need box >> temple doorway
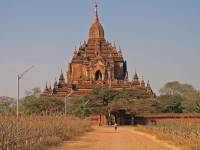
[110,109,134,125]
[95,70,102,80]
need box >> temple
[41,4,155,98]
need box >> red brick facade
[87,113,200,126]
[41,4,155,98]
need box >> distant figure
[151,119,157,125]
[114,123,118,132]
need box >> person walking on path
[114,123,118,132]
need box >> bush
[20,96,65,115]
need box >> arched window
[95,70,102,80]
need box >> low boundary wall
[134,113,200,125]
[88,113,200,126]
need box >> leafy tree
[74,102,91,119]
[162,102,183,113]
[158,94,184,113]
[0,96,15,113]
[90,87,117,105]
[159,81,196,95]
[69,87,159,119]
[116,89,151,100]
[67,96,92,118]
[182,91,200,113]
[159,81,200,113]
[195,103,200,113]
[25,87,41,97]
[133,98,161,114]
[20,96,64,115]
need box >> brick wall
[134,113,200,125]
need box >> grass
[0,115,91,150]
[135,121,200,150]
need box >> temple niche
[41,4,155,98]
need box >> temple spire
[134,69,138,79]
[54,77,58,88]
[119,45,121,51]
[141,76,145,88]
[45,81,48,90]
[49,81,52,90]
[147,80,151,88]
[93,2,99,23]
[59,69,64,81]
[89,2,104,39]
[58,69,65,87]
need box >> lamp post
[17,65,34,118]
[64,92,67,117]
[17,75,20,118]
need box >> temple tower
[41,3,155,98]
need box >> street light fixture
[64,92,67,116]
[17,65,34,118]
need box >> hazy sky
[0,0,200,98]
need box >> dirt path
[52,126,179,150]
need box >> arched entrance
[95,70,102,80]
[110,109,135,125]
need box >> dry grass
[0,115,91,150]
[135,121,200,150]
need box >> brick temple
[41,4,155,98]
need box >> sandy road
[52,126,178,150]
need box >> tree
[20,96,64,115]
[67,96,92,119]
[25,87,41,97]
[159,81,196,95]
[158,94,184,113]
[182,91,200,113]
[133,98,160,114]
[158,81,200,113]
[74,102,91,119]
[69,87,160,118]
[115,88,152,100]
[90,87,117,106]
[0,96,15,113]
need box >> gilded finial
[93,1,99,23]
[95,1,97,9]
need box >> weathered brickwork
[41,4,155,98]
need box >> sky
[0,0,200,98]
